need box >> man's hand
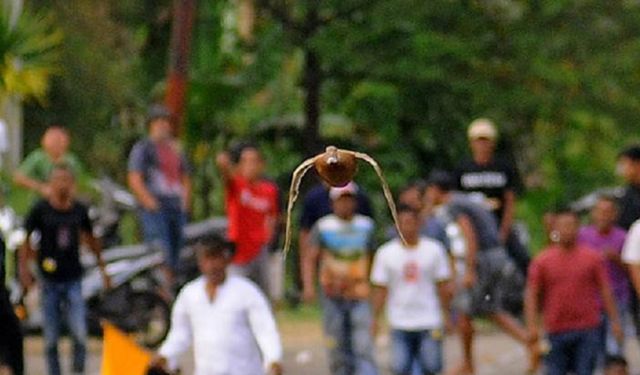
[462,270,477,289]
[142,196,159,212]
[215,152,232,170]
[147,355,169,373]
[38,183,52,198]
[611,320,624,344]
[268,362,283,375]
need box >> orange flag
[101,321,152,375]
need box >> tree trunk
[302,49,322,156]
[165,0,197,135]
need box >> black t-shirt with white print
[455,157,522,222]
[25,200,92,282]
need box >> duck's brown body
[314,146,357,187]
[283,145,406,255]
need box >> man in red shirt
[216,143,279,297]
[525,209,623,375]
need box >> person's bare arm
[127,171,158,211]
[14,171,49,197]
[181,174,192,214]
[82,232,111,289]
[500,189,516,243]
[215,152,234,182]
[265,213,279,247]
[457,214,478,288]
[18,234,36,290]
[600,273,623,342]
[436,280,453,331]
[301,242,320,303]
[524,280,540,343]
[371,285,388,338]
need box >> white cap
[329,182,358,200]
[467,118,497,140]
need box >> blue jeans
[546,327,600,375]
[42,278,87,375]
[390,329,443,375]
[139,197,186,271]
[321,297,378,375]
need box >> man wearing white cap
[302,182,379,375]
[455,118,530,275]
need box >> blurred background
[1,0,640,251]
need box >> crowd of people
[2,107,640,375]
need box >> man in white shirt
[623,219,640,297]
[148,235,283,375]
[371,204,452,375]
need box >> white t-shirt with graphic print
[371,237,451,331]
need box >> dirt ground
[23,309,640,374]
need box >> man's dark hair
[146,104,172,126]
[618,145,640,161]
[229,141,260,164]
[396,203,420,217]
[426,170,456,192]
[48,163,75,180]
[195,234,235,259]
[604,354,628,369]
[596,193,619,209]
[399,180,427,196]
[553,206,578,219]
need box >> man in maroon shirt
[525,209,623,375]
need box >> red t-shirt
[225,175,279,264]
[527,245,609,334]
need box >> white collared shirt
[158,275,283,375]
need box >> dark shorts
[453,247,523,317]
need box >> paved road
[24,318,640,374]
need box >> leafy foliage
[0,6,61,102]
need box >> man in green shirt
[14,126,82,197]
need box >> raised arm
[215,151,234,183]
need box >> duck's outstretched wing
[353,151,407,247]
[283,156,317,257]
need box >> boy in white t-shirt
[371,204,452,375]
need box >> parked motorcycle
[13,243,171,349]
[89,176,137,248]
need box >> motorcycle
[13,243,172,349]
[89,176,137,248]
